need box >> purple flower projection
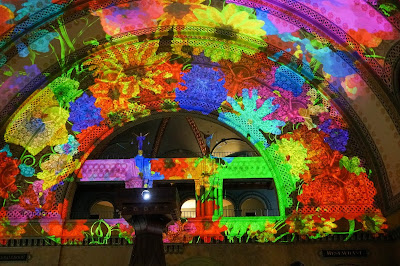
[319,119,333,134]
[325,128,349,152]
[257,85,310,124]
[0,64,42,111]
[175,65,227,115]
[54,135,80,156]
[68,93,103,132]
[319,119,349,152]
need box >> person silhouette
[134,132,148,152]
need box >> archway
[222,199,235,217]
[0,0,394,247]
[240,197,266,217]
[181,199,196,218]
[90,201,115,219]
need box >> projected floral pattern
[0,0,397,245]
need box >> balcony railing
[70,208,280,219]
[180,209,280,218]
[70,212,118,220]
[100,151,259,159]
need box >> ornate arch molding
[0,0,395,244]
[384,39,400,102]
[395,56,400,101]
[227,0,400,136]
[1,4,398,209]
[0,34,391,212]
[0,31,392,210]
[1,1,399,131]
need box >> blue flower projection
[175,65,227,115]
[325,128,349,152]
[219,89,285,144]
[256,9,279,36]
[68,93,103,132]
[319,119,349,152]
[55,135,80,156]
[16,30,59,57]
[0,145,12,157]
[25,117,45,134]
[19,164,35,177]
[15,0,61,21]
[273,65,305,97]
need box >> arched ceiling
[92,115,256,159]
[0,0,400,243]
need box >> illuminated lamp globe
[142,190,151,200]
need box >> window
[223,199,235,217]
[181,199,196,218]
[240,198,266,217]
[90,201,115,219]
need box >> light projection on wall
[0,0,398,245]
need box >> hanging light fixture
[141,190,151,200]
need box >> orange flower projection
[158,0,207,27]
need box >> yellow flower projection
[84,41,172,118]
[4,88,69,156]
[187,4,266,62]
[37,154,80,190]
[273,138,311,181]
[189,4,266,39]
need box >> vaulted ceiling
[0,0,400,242]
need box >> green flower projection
[0,0,398,245]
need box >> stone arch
[180,198,196,218]
[0,0,396,244]
[0,39,383,219]
[238,192,270,210]
[89,200,115,219]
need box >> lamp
[141,190,151,200]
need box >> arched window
[223,199,235,217]
[181,199,196,218]
[240,198,266,217]
[90,201,115,219]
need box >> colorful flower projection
[0,0,398,245]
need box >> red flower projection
[118,223,135,243]
[0,152,19,199]
[281,126,342,181]
[18,185,56,213]
[188,218,227,243]
[76,122,113,153]
[219,54,270,97]
[163,220,194,243]
[150,158,189,179]
[41,219,89,244]
[61,220,89,243]
[298,171,377,220]
[0,5,14,36]
[280,126,379,220]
